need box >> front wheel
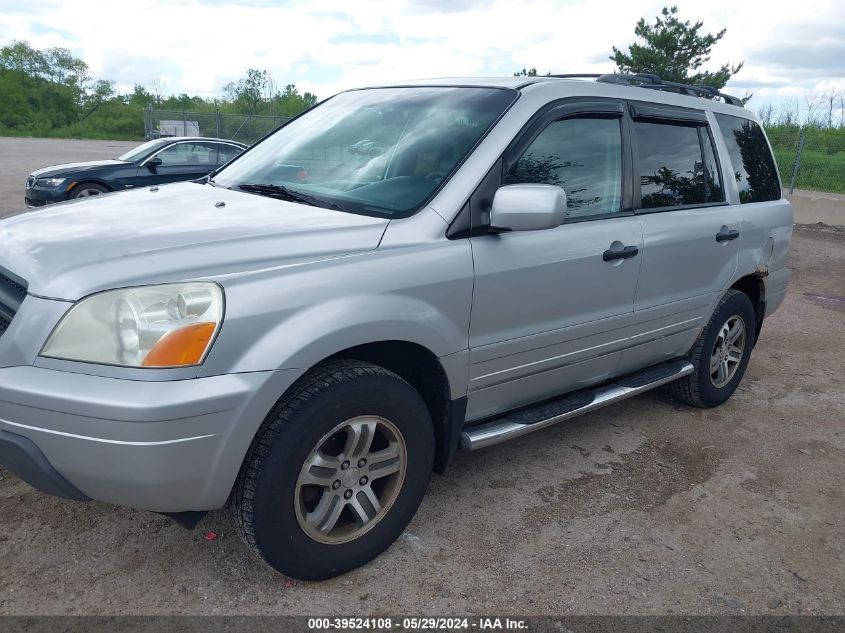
[230,361,434,580]
[671,289,756,408]
[69,182,109,199]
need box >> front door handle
[716,228,740,242]
[603,244,639,261]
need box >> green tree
[79,79,116,121]
[610,6,743,89]
[128,84,153,107]
[273,83,318,116]
[0,73,30,127]
[224,68,271,115]
[43,46,89,90]
[0,40,48,83]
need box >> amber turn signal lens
[141,322,217,367]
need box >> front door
[466,109,643,421]
[136,141,220,186]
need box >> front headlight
[37,177,67,188]
[41,282,224,368]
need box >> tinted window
[636,122,706,208]
[715,113,780,203]
[504,117,623,219]
[701,129,725,202]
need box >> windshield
[118,139,169,162]
[213,87,516,217]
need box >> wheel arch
[222,341,465,510]
[66,179,113,198]
[730,274,765,344]
[326,341,465,474]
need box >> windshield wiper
[237,183,345,212]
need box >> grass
[768,126,845,194]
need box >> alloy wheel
[294,415,407,545]
[709,315,746,388]
[75,188,103,198]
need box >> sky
[2,0,844,112]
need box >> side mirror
[144,156,163,169]
[489,184,567,232]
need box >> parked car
[349,139,389,156]
[0,74,791,581]
[24,137,246,207]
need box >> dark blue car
[25,137,247,207]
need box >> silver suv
[0,74,791,580]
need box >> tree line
[0,40,318,139]
[757,91,845,129]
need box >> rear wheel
[671,289,756,408]
[70,182,108,199]
[230,361,434,580]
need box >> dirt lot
[0,138,843,616]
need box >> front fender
[224,294,465,372]
[200,240,475,387]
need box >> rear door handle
[603,245,639,261]
[716,228,740,242]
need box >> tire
[69,182,109,199]
[671,289,756,408]
[230,360,434,580]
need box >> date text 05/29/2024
[307,617,528,631]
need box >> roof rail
[546,72,744,107]
[546,74,603,79]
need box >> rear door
[712,112,792,320]
[616,102,739,374]
[466,100,644,421]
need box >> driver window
[504,116,623,219]
[155,143,215,166]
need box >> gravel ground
[0,138,843,616]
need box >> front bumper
[0,429,90,500]
[0,365,299,511]
[24,184,68,207]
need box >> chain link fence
[766,126,845,195]
[144,107,292,145]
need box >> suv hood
[31,159,127,178]
[0,182,389,300]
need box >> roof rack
[546,72,744,107]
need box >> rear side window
[216,144,243,165]
[504,116,623,219]
[715,114,781,203]
[635,121,723,209]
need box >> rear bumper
[0,365,299,511]
[764,267,790,317]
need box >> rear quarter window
[714,113,781,203]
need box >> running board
[460,360,694,451]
